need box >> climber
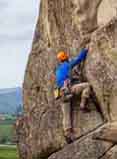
[54,47,91,143]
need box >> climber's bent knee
[71,82,90,95]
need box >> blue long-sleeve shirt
[55,48,88,88]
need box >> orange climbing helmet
[57,51,69,61]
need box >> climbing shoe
[64,128,76,144]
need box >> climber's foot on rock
[65,136,73,144]
[64,128,76,144]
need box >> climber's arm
[70,48,88,68]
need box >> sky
[0,0,39,89]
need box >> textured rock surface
[101,145,117,159]
[93,122,117,143]
[49,135,112,159]
[85,18,117,122]
[98,0,117,25]
[16,0,117,159]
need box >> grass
[0,123,14,143]
[0,118,19,158]
[0,145,19,159]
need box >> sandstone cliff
[16,0,117,159]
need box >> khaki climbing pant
[61,82,90,132]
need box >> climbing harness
[54,88,61,100]
[54,79,73,101]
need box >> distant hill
[0,87,23,115]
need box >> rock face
[93,122,117,143]
[16,0,117,159]
[49,136,113,159]
[85,18,117,122]
[98,0,117,25]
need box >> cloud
[0,0,9,11]
[0,0,39,88]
